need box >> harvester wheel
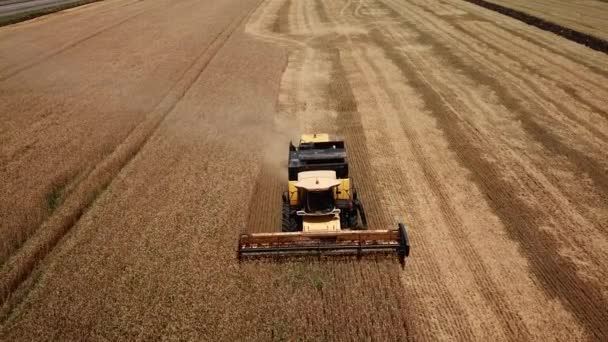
[282,202,299,232]
[348,213,361,229]
[354,199,368,229]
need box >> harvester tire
[348,212,361,229]
[282,203,299,232]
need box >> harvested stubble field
[482,0,608,41]
[1,0,607,340]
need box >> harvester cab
[294,171,340,215]
[238,134,410,266]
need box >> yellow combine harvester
[238,134,410,265]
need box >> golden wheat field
[1,0,607,340]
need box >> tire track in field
[0,4,257,306]
[378,0,608,338]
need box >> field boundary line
[461,0,608,54]
[0,0,103,28]
[0,1,261,313]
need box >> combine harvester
[238,134,410,265]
